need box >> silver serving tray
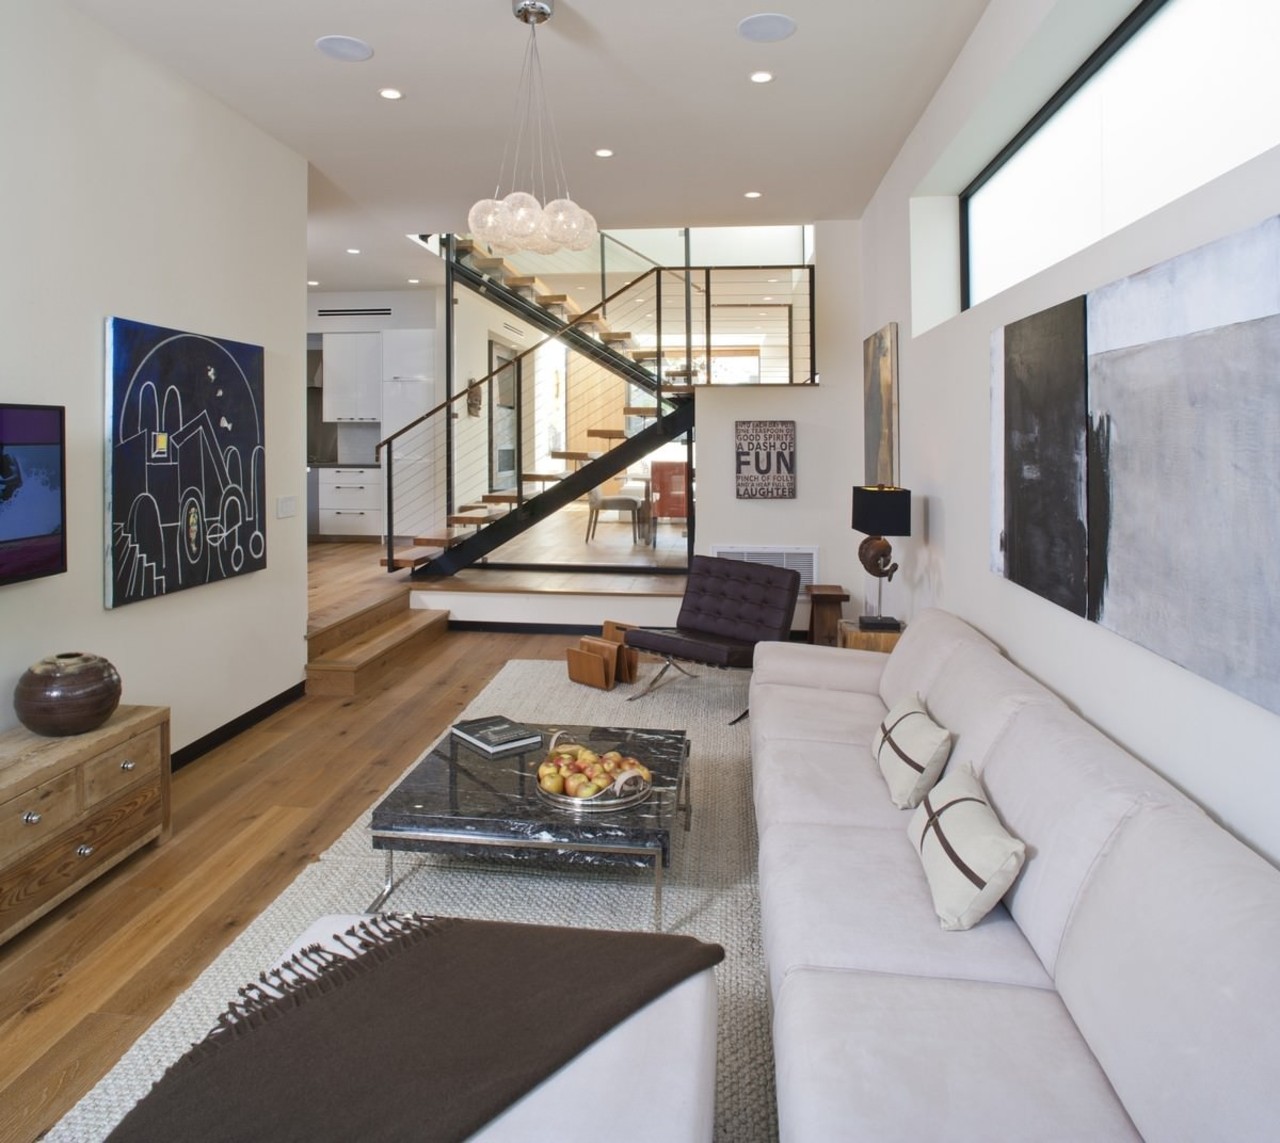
[535,775,653,814]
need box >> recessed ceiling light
[594,148,614,158]
[379,87,403,101]
[346,248,361,254]
[762,296,774,301]
[750,71,774,84]
[307,280,319,287]
[737,13,797,44]
[315,35,374,62]
[744,191,762,199]
[408,278,420,285]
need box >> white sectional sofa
[749,609,1280,1141]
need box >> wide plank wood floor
[0,592,577,1140]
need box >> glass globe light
[543,198,584,245]
[467,198,509,244]
[525,225,561,255]
[503,191,543,239]
[566,209,598,252]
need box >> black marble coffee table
[368,722,690,930]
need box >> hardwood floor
[0,555,580,1142]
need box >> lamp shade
[852,485,911,537]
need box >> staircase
[375,236,814,579]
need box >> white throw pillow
[872,694,953,808]
[909,762,1027,931]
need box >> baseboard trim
[171,683,306,772]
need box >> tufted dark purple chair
[624,555,801,705]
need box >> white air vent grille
[711,545,818,588]
[316,307,393,317]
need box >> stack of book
[451,715,542,754]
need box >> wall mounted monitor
[0,403,67,586]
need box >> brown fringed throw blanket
[107,915,724,1143]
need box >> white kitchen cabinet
[381,379,436,439]
[322,333,382,423]
[317,466,383,537]
[382,328,434,382]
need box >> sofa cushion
[773,969,1140,1142]
[753,738,907,836]
[1055,802,1280,1143]
[980,701,1191,977]
[872,694,953,808]
[749,682,885,758]
[919,641,1063,775]
[878,608,999,711]
[908,763,1026,931]
[758,823,1051,1004]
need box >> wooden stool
[806,584,849,647]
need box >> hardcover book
[451,715,542,754]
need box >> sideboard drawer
[83,727,163,806]
[0,781,165,946]
[0,769,79,860]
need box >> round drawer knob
[76,844,94,858]
[23,810,42,825]
[120,760,136,772]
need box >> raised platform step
[306,590,412,662]
[380,546,443,571]
[305,607,449,697]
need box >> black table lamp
[852,484,911,631]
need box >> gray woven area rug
[49,660,777,1142]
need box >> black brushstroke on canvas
[1003,296,1089,616]
[1085,411,1112,622]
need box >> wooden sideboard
[0,705,171,946]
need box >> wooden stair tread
[601,331,633,343]
[551,449,599,462]
[521,471,570,483]
[537,293,582,315]
[623,406,658,417]
[305,609,449,696]
[411,527,475,547]
[586,427,627,440]
[379,546,443,570]
[481,492,519,504]
[663,385,697,396]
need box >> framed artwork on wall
[735,419,796,499]
[863,321,899,485]
[105,316,266,608]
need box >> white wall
[0,1,308,751]
[858,0,1280,864]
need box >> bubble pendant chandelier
[467,0,598,255]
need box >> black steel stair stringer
[411,399,695,578]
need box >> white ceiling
[68,0,991,292]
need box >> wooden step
[412,526,480,548]
[305,608,449,697]
[481,492,519,505]
[663,385,697,396]
[468,255,509,275]
[306,592,412,662]
[379,546,443,571]
[550,449,599,464]
[447,510,503,527]
[521,471,570,484]
[623,406,659,418]
[602,331,633,345]
[537,293,582,316]
[586,427,627,440]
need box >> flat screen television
[0,404,67,586]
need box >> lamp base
[858,615,903,632]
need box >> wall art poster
[106,317,266,608]
[991,214,1280,716]
[862,321,899,485]
[735,420,796,499]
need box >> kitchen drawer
[83,726,163,806]
[319,481,382,511]
[319,507,383,536]
[0,781,165,946]
[0,769,78,861]
[318,467,380,486]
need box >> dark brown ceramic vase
[13,652,122,737]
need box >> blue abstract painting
[106,317,266,607]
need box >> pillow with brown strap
[871,693,953,808]
[908,762,1027,931]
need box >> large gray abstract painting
[993,214,1280,716]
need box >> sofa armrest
[752,641,887,694]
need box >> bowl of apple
[534,740,653,813]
